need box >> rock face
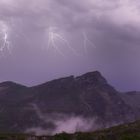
[0,71,139,134]
[119,91,140,119]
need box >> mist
[25,114,99,135]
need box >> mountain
[0,71,139,135]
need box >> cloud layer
[0,0,140,91]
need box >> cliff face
[0,71,139,134]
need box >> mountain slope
[119,91,140,119]
[0,71,139,134]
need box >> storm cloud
[0,0,140,91]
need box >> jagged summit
[0,71,106,88]
[76,71,107,85]
[34,71,106,88]
[79,71,102,77]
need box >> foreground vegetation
[0,120,140,140]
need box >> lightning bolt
[47,26,78,56]
[82,31,96,54]
[47,27,64,56]
[0,21,11,55]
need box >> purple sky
[0,0,140,91]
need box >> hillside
[0,120,140,140]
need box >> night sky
[0,0,140,91]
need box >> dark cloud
[0,0,140,91]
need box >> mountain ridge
[0,71,140,135]
[0,71,106,88]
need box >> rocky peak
[75,71,107,87]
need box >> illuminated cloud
[0,0,140,91]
